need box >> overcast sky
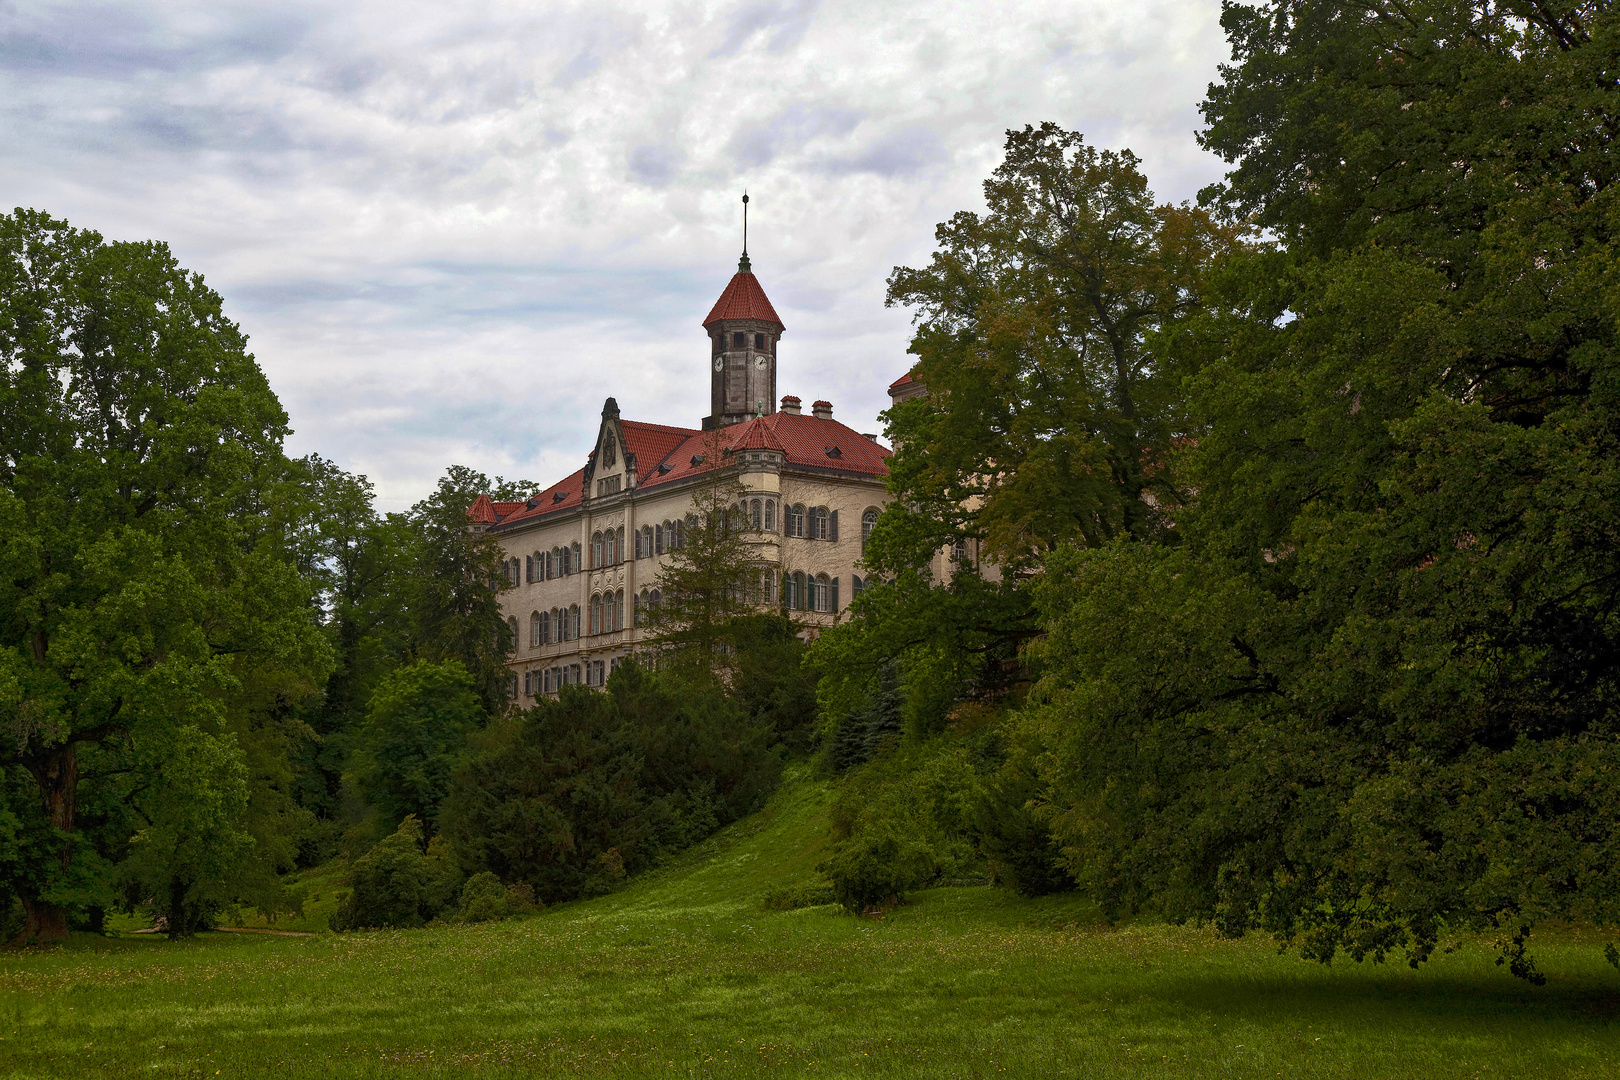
[3,0,1231,511]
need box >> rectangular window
[754,333,765,350]
[733,331,745,348]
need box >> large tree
[644,431,772,677]
[0,209,331,942]
[1027,1,1620,978]
[813,124,1233,729]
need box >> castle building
[468,246,894,698]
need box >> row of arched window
[522,656,627,696]
[507,508,882,591]
[589,590,626,635]
[525,664,581,695]
[781,571,839,613]
[515,568,852,657]
[633,519,688,559]
[523,544,581,583]
[528,605,582,646]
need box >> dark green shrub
[760,881,836,911]
[974,759,1074,897]
[820,825,937,912]
[456,872,508,923]
[442,660,780,905]
[331,816,463,930]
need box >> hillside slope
[5,770,1618,1079]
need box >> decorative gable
[584,397,634,499]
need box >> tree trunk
[11,898,70,947]
[13,740,79,945]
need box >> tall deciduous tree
[0,209,331,942]
[1028,1,1620,978]
[814,124,1233,729]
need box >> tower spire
[739,192,751,273]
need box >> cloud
[2,0,1231,511]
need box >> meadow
[4,774,1619,1079]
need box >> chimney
[812,400,832,420]
[780,395,802,415]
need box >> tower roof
[702,270,785,331]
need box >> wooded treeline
[813,0,1620,980]
[4,1,1617,974]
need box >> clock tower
[702,195,784,428]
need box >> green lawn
[4,771,1619,1079]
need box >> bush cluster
[439,659,780,905]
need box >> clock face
[713,356,724,372]
[754,354,767,370]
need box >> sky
[2,0,1232,512]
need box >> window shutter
[831,576,839,611]
[830,510,838,542]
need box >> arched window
[589,594,602,636]
[614,589,625,631]
[862,508,879,552]
[571,542,581,574]
[808,506,829,540]
[763,570,777,606]
[525,555,534,582]
[650,588,661,610]
[852,574,864,598]
[530,611,541,647]
[570,604,581,639]
[815,573,833,612]
[603,433,617,467]
[750,499,762,529]
[785,503,805,537]
[617,527,626,564]
[590,532,602,569]
[765,499,776,532]
[507,616,519,649]
[540,609,552,644]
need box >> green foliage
[882,123,1232,567]
[813,122,1233,737]
[455,871,509,923]
[0,208,333,942]
[725,615,820,755]
[7,771,1620,1080]
[830,661,904,771]
[973,750,1072,898]
[116,727,254,938]
[351,659,483,834]
[819,737,988,911]
[1016,1,1620,979]
[442,659,780,905]
[644,435,771,676]
[330,816,463,931]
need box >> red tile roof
[637,412,891,492]
[476,410,890,530]
[703,271,784,330]
[889,371,916,388]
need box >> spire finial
[739,192,751,273]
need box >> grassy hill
[4,768,1619,1078]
